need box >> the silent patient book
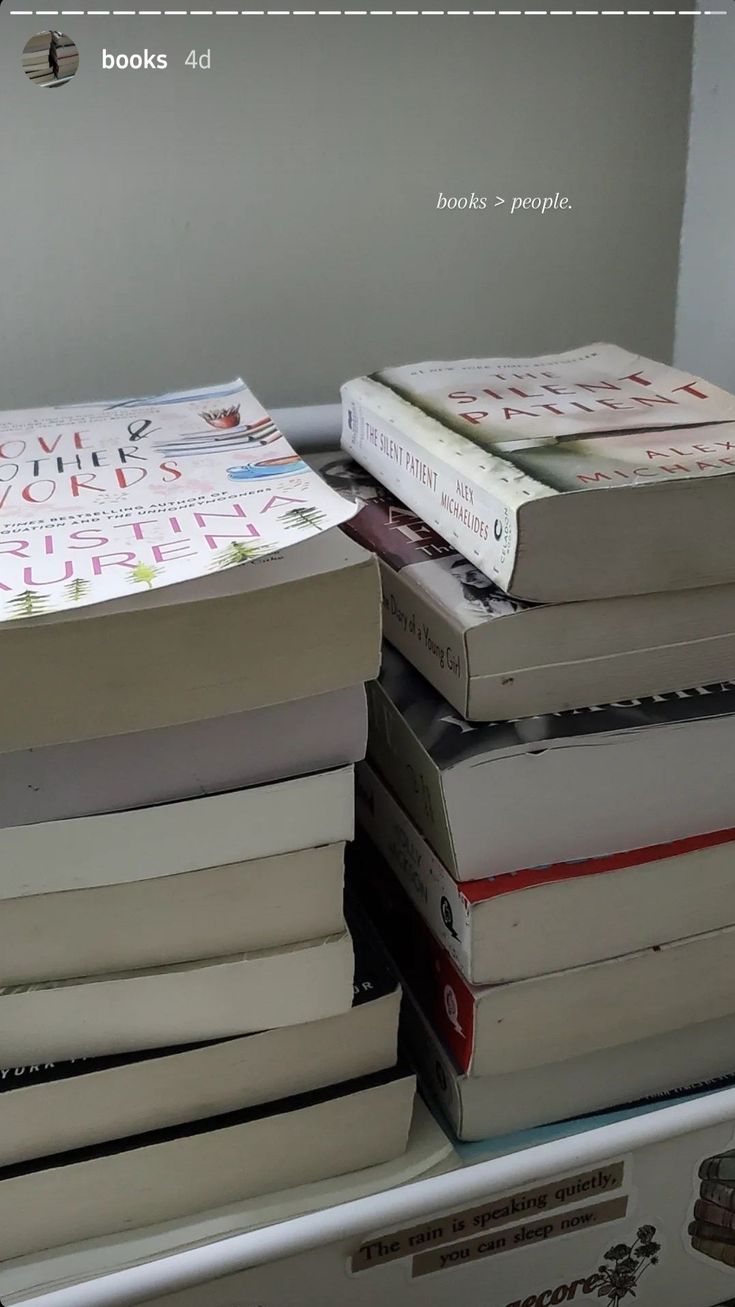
[341,343,735,602]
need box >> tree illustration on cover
[280,506,327,533]
[127,562,162,591]
[690,1149,735,1267]
[211,541,266,570]
[7,589,50,619]
[594,1227,660,1301]
[64,578,91,604]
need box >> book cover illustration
[378,644,735,768]
[377,343,735,492]
[315,452,528,624]
[690,1150,735,1270]
[0,379,357,622]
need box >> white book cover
[377,344,735,455]
[342,345,735,599]
[0,765,355,899]
[0,379,356,622]
[0,931,355,1063]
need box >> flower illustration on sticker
[202,406,241,430]
[594,1227,660,1302]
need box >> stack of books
[0,387,415,1262]
[22,33,79,87]
[332,343,735,1142]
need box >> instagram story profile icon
[22,32,79,88]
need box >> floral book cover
[0,379,356,622]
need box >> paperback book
[313,451,735,720]
[405,990,735,1140]
[0,916,401,1166]
[357,760,735,984]
[370,644,735,877]
[0,530,380,754]
[0,1064,416,1262]
[341,344,735,600]
[350,839,735,1078]
[0,378,355,621]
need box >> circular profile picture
[22,32,79,88]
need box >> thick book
[0,1066,415,1263]
[0,682,367,828]
[0,765,353,983]
[694,1201,735,1232]
[313,451,735,720]
[358,761,735,985]
[370,643,735,878]
[0,931,354,1064]
[0,922,400,1166]
[350,840,735,1078]
[0,531,380,753]
[341,343,735,601]
[404,994,735,1141]
[0,378,355,620]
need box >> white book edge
[0,766,355,899]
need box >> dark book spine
[699,1154,735,1183]
[695,1199,735,1232]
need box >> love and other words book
[341,344,735,602]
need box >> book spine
[366,680,457,875]
[356,762,475,980]
[377,563,471,718]
[701,1180,735,1213]
[699,1156,735,1183]
[341,379,519,592]
[399,986,465,1136]
[695,1199,735,1232]
[351,840,476,1073]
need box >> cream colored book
[341,343,735,601]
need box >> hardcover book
[313,451,735,720]
[341,344,735,601]
[370,644,735,878]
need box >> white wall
[675,20,735,391]
[0,15,693,411]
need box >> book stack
[691,1151,735,1269]
[332,343,735,1143]
[0,385,415,1262]
[22,33,79,87]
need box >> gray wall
[0,15,693,411]
[675,20,735,391]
